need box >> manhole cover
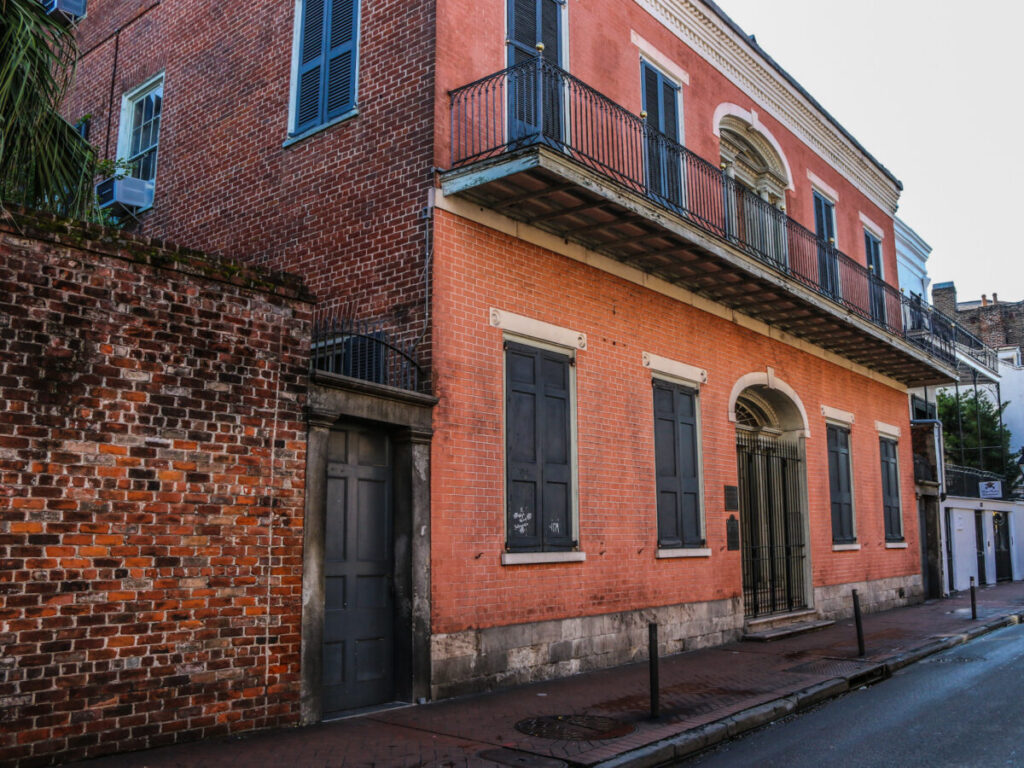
[515,715,636,741]
[478,748,567,768]
[922,656,986,664]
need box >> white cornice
[633,0,902,215]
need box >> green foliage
[937,389,1021,487]
[0,0,97,219]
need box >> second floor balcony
[442,58,980,387]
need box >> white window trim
[115,72,164,209]
[637,52,686,147]
[807,171,839,202]
[859,212,885,240]
[885,541,908,549]
[642,352,706,389]
[490,308,586,350]
[821,405,854,426]
[656,547,711,559]
[500,315,583,565]
[648,361,708,552]
[875,421,901,439]
[832,542,861,552]
[284,0,362,145]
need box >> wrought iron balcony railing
[311,316,427,394]
[448,58,986,371]
[945,464,1011,500]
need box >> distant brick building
[4,0,992,763]
[932,283,1024,353]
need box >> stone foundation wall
[814,574,923,620]
[430,597,743,700]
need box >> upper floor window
[116,75,163,199]
[292,0,360,136]
[507,0,564,67]
[642,62,682,208]
[864,229,886,323]
[813,190,839,297]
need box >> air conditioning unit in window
[43,0,87,23]
[95,177,153,215]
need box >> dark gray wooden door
[975,512,987,585]
[323,426,394,717]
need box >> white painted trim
[631,30,690,85]
[436,195,914,393]
[875,420,901,439]
[727,372,811,437]
[657,548,711,558]
[712,103,794,191]
[633,0,901,214]
[807,170,839,203]
[821,405,854,426]
[859,212,885,240]
[490,308,586,350]
[642,352,706,388]
[832,543,861,552]
[286,0,303,134]
[501,551,586,565]
[885,541,909,549]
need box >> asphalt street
[683,622,1024,767]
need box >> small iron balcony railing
[449,58,989,370]
[945,464,1010,500]
[311,316,426,394]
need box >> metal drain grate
[922,656,986,664]
[515,715,636,741]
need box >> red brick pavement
[59,582,1024,768]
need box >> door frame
[300,381,435,724]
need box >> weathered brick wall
[63,0,435,367]
[0,211,312,767]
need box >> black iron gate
[737,431,807,618]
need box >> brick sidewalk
[62,582,1024,768]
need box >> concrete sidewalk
[66,581,1024,768]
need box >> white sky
[717,0,1023,305]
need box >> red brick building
[16,0,968,760]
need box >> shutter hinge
[569,356,576,367]
[503,339,509,350]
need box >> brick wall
[429,209,919,636]
[0,211,312,767]
[63,0,435,365]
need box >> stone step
[742,619,835,642]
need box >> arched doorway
[732,383,810,618]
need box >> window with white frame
[879,436,902,541]
[290,0,360,137]
[118,76,163,186]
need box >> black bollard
[649,622,660,720]
[852,589,865,657]
[970,576,977,620]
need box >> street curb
[593,609,1024,768]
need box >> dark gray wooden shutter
[827,425,854,543]
[880,438,901,540]
[654,381,702,548]
[506,342,573,551]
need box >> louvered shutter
[827,425,854,543]
[325,0,358,120]
[296,0,327,133]
[506,342,573,552]
[880,438,901,540]
[654,381,702,548]
[295,0,358,133]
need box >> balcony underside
[442,146,957,387]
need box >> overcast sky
[717,0,1021,305]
